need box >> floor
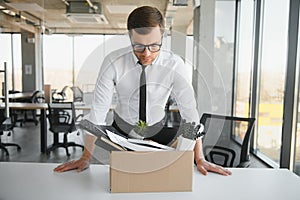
[0,120,269,168]
[0,121,109,165]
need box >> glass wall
[214,0,236,114]
[294,0,300,176]
[255,0,289,164]
[43,34,132,93]
[0,33,22,92]
[296,89,300,175]
[43,34,73,91]
[234,0,254,118]
[233,0,255,141]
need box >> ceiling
[0,0,194,35]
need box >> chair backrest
[200,113,255,168]
[47,102,76,132]
[31,90,45,103]
[71,86,83,102]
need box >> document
[106,130,173,151]
[127,138,174,150]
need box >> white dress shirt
[88,46,200,126]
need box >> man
[54,6,231,176]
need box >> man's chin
[140,60,152,66]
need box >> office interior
[0,0,300,177]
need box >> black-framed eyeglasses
[132,43,162,53]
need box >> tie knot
[137,61,146,70]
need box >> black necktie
[139,64,146,122]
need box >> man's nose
[142,48,151,56]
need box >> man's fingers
[209,165,232,176]
[54,161,77,172]
[197,165,208,176]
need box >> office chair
[47,102,84,156]
[0,109,21,156]
[164,96,181,128]
[200,113,255,168]
[52,86,70,102]
[71,86,84,102]
[15,90,44,126]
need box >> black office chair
[52,86,70,102]
[0,109,21,156]
[15,90,44,126]
[47,102,84,156]
[71,86,84,102]
[200,113,255,168]
[164,96,181,128]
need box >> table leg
[40,109,47,153]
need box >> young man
[54,6,231,176]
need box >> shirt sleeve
[171,56,200,123]
[87,56,116,125]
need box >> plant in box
[128,120,148,139]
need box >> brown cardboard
[110,151,194,193]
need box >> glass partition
[255,0,289,164]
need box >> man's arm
[53,133,97,173]
[194,139,232,176]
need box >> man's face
[130,26,162,66]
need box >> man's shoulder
[159,49,184,65]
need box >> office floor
[0,121,109,165]
[0,120,268,168]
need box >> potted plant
[128,120,148,139]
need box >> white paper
[106,130,164,151]
[127,138,175,151]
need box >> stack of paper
[106,130,175,151]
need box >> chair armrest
[75,114,84,122]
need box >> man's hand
[196,158,232,176]
[53,158,90,173]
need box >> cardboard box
[110,151,194,193]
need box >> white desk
[0,162,300,200]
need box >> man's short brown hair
[127,6,165,35]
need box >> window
[294,1,300,176]
[0,33,22,92]
[255,0,289,164]
[43,34,73,91]
[214,0,236,114]
[73,35,103,92]
[233,0,255,140]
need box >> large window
[294,1,300,176]
[43,34,73,91]
[233,0,255,141]
[0,33,22,92]
[214,0,236,114]
[255,0,289,164]
[234,0,254,118]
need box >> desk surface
[0,102,48,109]
[0,92,34,100]
[0,162,299,200]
